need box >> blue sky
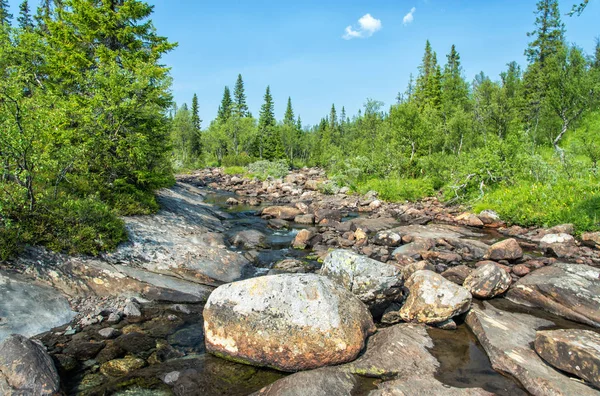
[7,0,600,125]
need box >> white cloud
[403,7,416,25]
[343,13,382,40]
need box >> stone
[261,206,302,220]
[269,259,310,274]
[314,209,343,223]
[512,264,531,277]
[547,224,575,235]
[456,212,484,227]
[370,378,493,395]
[320,249,403,309]
[534,329,600,390]
[0,335,60,395]
[99,355,147,377]
[484,238,523,261]
[294,214,315,224]
[62,339,106,360]
[463,262,511,299]
[478,210,500,225]
[98,327,119,339]
[582,232,600,249]
[540,233,575,245]
[226,197,240,205]
[292,229,314,249]
[114,332,156,356]
[441,265,473,285]
[396,270,472,324]
[230,229,268,249]
[304,179,320,191]
[466,302,599,396]
[252,367,359,396]
[167,324,204,348]
[506,263,600,327]
[402,260,435,281]
[373,230,402,247]
[0,271,75,343]
[123,301,142,317]
[267,219,289,229]
[392,240,434,260]
[203,274,375,372]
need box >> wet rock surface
[466,301,600,395]
[463,262,511,299]
[203,273,376,371]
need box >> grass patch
[223,166,247,176]
[354,178,436,202]
[474,178,600,233]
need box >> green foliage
[475,178,599,233]
[355,178,435,202]
[0,0,175,258]
[246,160,289,180]
[223,166,246,176]
[221,153,255,167]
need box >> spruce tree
[284,97,295,125]
[217,86,232,123]
[0,0,12,26]
[526,0,565,67]
[190,93,202,156]
[329,104,337,130]
[17,1,33,28]
[441,45,469,110]
[415,41,442,109]
[233,74,249,117]
[593,37,600,70]
[259,86,282,159]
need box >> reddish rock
[464,262,512,299]
[441,265,473,285]
[455,212,484,228]
[582,232,600,249]
[262,206,302,221]
[292,229,315,249]
[512,264,531,277]
[484,238,523,261]
[420,251,462,263]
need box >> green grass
[354,178,436,202]
[223,166,247,176]
[475,178,600,233]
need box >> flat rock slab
[535,329,600,390]
[252,366,359,396]
[368,377,494,395]
[0,271,74,343]
[466,302,599,396]
[343,323,438,378]
[203,274,376,372]
[506,263,600,327]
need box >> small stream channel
[49,189,590,395]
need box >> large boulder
[506,263,600,327]
[370,378,493,395]
[0,335,60,395]
[463,262,511,298]
[484,238,523,261]
[466,302,599,395]
[391,270,471,324]
[535,329,600,390]
[320,250,403,310]
[261,206,302,220]
[203,274,376,372]
[252,367,359,396]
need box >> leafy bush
[221,153,256,167]
[247,160,289,180]
[475,178,600,233]
[223,166,246,176]
[355,178,436,202]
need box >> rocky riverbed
[0,167,599,395]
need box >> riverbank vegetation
[0,0,175,259]
[172,0,599,233]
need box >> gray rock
[269,259,310,274]
[252,367,359,396]
[398,270,472,324]
[535,329,600,390]
[0,335,60,395]
[123,301,142,317]
[373,230,402,247]
[98,327,119,339]
[466,302,599,396]
[203,274,376,372]
[540,233,575,245]
[506,263,600,327]
[442,265,473,285]
[230,229,269,249]
[294,214,315,224]
[463,262,511,299]
[320,250,403,309]
[392,241,433,260]
[369,378,493,395]
[0,271,75,343]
